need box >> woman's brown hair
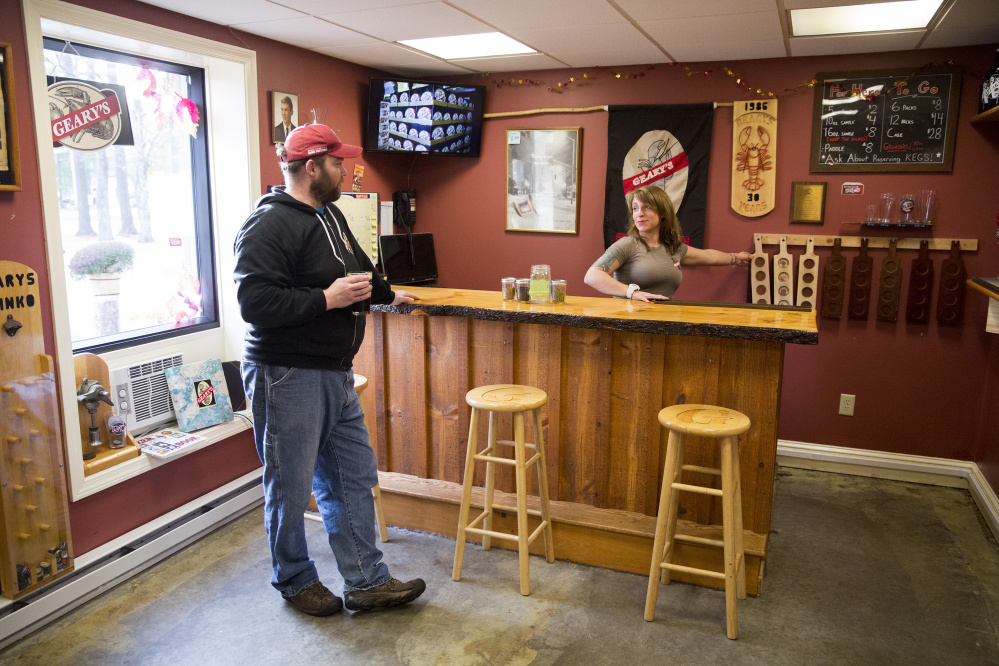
[625,185,683,254]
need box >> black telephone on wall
[392,189,416,229]
[392,189,417,265]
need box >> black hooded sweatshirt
[233,188,394,370]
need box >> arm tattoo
[591,250,618,273]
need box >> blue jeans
[241,362,391,597]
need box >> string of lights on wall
[478,59,968,99]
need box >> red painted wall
[4,0,998,557]
[414,48,999,475]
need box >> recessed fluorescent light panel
[399,32,535,60]
[790,0,943,37]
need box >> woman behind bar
[584,185,751,302]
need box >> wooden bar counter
[353,287,818,594]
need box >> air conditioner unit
[110,353,184,433]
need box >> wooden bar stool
[306,373,388,543]
[645,404,751,639]
[452,384,555,595]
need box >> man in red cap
[234,124,425,616]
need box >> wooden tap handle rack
[755,234,977,252]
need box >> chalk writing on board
[810,68,960,173]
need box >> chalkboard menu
[810,67,961,172]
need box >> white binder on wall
[335,192,380,264]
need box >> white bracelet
[730,252,737,266]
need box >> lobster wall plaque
[731,100,777,217]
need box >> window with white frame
[43,38,217,353]
[24,0,259,499]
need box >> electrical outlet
[839,394,855,416]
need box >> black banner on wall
[604,104,713,249]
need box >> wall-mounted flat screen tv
[364,78,485,157]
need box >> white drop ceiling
[139,0,999,76]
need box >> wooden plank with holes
[750,235,771,305]
[0,262,74,599]
[773,237,794,306]
[796,237,819,310]
[560,327,612,507]
[608,331,665,515]
[382,313,428,477]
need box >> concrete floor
[2,468,998,665]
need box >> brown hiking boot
[285,581,343,616]
[344,578,426,611]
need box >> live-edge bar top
[374,286,818,345]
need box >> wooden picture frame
[0,42,22,191]
[790,181,826,224]
[506,127,581,234]
[271,91,299,144]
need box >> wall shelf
[756,234,977,252]
[971,106,999,124]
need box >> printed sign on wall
[731,100,777,217]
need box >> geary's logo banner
[604,104,713,249]
[48,78,133,151]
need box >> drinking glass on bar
[879,193,897,225]
[865,204,878,224]
[348,271,372,315]
[918,189,936,225]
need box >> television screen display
[378,233,438,285]
[364,78,484,157]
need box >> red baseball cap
[282,123,363,162]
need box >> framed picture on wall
[271,91,299,144]
[506,127,582,234]
[0,42,22,191]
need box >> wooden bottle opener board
[74,353,141,476]
[0,261,75,599]
[937,240,966,326]
[773,237,794,306]
[906,240,934,324]
[796,237,819,310]
[876,238,903,322]
[848,238,873,320]
[821,238,846,319]
[750,234,771,304]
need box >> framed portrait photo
[0,42,22,191]
[506,127,581,234]
[272,91,299,144]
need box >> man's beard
[310,167,341,204]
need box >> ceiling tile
[140,0,303,26]
[669,40,787,62]
[232,16,379,49]
[921,26,999,48]
[314,42,464,70]
[317,2,493,41]
[508,22,652,54]
[613,0,775,21]
[932,0,999,30]
[275,0,430,13]
[789,31,924,57]
[446,0,628,30]
[553,44,672,68]
[643,12,783,47]
[447,52,570,72]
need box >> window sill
[73,411,254,499]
